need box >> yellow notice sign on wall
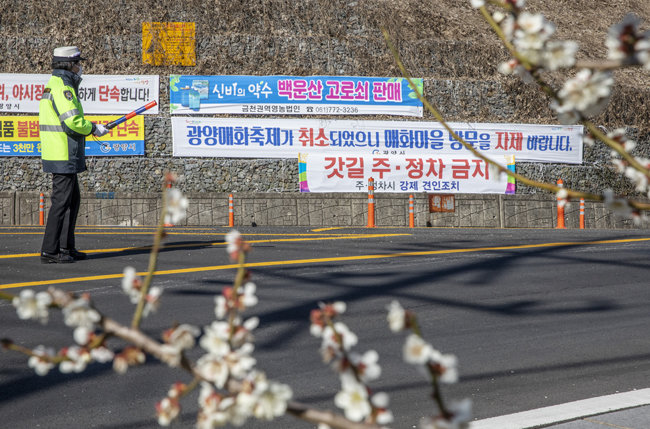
[142,22,196,66]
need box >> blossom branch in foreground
[387,300,471,429]
[131,173,185,329]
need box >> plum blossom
[163,324,200,351]
[387,300,406,332]
[224,342,257,379]
[606,13,650,68]
[231,317,259,348]
[229,391,257,426]
[143,286,163,317]
[196,354,230,388]
[430,349,459,384]
[542,40,578,70]
[310,301,347,337]
[252,379,293,421]
[200,321,231,357]
[349,349,381,382]
[59,346,91,373]
[555,69,614,119]
[164,187,188,225]
[403,334,433,365]
[28,345,56,376]
[216,282,259,320]
[156,397,180,426]
[90,346,114,363]
[371,392,394,425]
[12,289,52,324]
[334,372,371,422]
[419,398,473,429]
[122,266,142,303]
[197,382,235,428]
[469,0,484,8]
[73,326,92,345]
[556,188,569,208]
[321,322,358,362]
[113,346,145,374]
[226,229,251,260]
[62,297,101,329]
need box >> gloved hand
[93,123,109,137]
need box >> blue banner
[169,75,423,117]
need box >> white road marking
[470,388,650,429]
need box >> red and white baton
[106,100,157,130]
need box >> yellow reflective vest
[39,69,94,173]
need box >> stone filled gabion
[0,0,649,197]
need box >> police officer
[39,46,109,264]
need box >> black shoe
[41,251,74,264]
[60,248,87,260]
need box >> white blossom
[143,286,163,317]
[121,266,142,303]
[334,372,371,422]
[226,230,242,255]
[164,187,188,225]
[12,289,51,324]
[231,391,256,426]
[241,282,259,308]
[59,346,91,373]
[90,346,114,363]
[200,321,232,357]
[419,398,473,429]
[371,392,394,424]
[556,69,614,118]
[166,324,200,351]
[196,354,230,388]
[430,349,459,384]
[73,326,92,345]
[542,40,578,70]
[606,14,646,62]
[156,397,180,427]
[225,342,257,379]
[350,350,381,382]
[28,345,56,376]
[215,295,228,320]
[62,298,101,329]
[253,381,293,420]
[321,322,358,359]
[387,300,406,332]
[469,0,484,9]
[403,334,433,365]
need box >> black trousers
[41,173,81,254]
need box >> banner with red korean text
[0,74,159,114]
[172,117,583,164]
[0,116,144,156]
[297,153,511,193]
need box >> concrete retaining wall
[0,191,641,229]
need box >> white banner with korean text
[0,74,159,114]
[172,117,583,164]
[298,153,510,193]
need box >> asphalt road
[1,226,649,429]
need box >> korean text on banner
[171,117,584,164]
[0,74,159,114]
[298,153,511,194]
[169,75,424,117]
[0,115,145,156]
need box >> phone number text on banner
[170,75,423,116]
[0,74,159,114]
[0,115,145,156]
[299,153,510,194]
[172,117,583,164]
